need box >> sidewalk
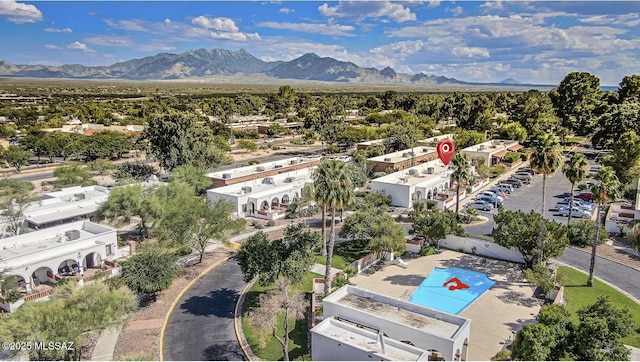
[91,326,122,361]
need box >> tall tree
[53,163,96,188]
[562,153,589,225]
[170,164,211,195]
[339,207,406,256]
[493,209,569,269]
[602,130,640,184]
[529,133,563,262]
[450,152,474,216]
[154,181,202,247]
[237,224,319,286]
[550,71,603,135]
[1,145,32,173]
[142,110,230,171]
[191,200,245,263]
[409,209,464,249]
[587,167,621,287]
[312,160,355,294]
[96,183,158,238]
[617,74,640,103]
[114,161,157,182]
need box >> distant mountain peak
[499,78,522,84]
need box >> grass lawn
[559,266,640,347]
[241,271,322,361]
[314,254,348,269]
[565,137,586,144]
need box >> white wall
[371,181,412,208]
[439,235,525,264]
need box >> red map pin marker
[437,139,455,165]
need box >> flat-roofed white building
[206,167,314,220]
[370,159,455,209]
[0,220,117,297]
[462,139,522,167]
[365,135,456,173]
[312,285,471,361]
[206,156,321,188]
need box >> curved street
[556,247,640,300]
[162,258,247,361]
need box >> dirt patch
[111,248,235,361]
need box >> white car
[478,191,504,202]
[465,200,494,211]
[559,206,592,218]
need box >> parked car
[477,195,503,205]
[491,184,512,194]
[512,173,532,182]
[518,167,535,175]
[503,178,524,187]
[496,183,515,193]
[559,206,592,218]
[478,191,504,202]
[574,191,594,202]
[556,200,593,212]
[465,200,494,211]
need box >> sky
[1,1,639,86]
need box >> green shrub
[266,220,276,227]
[491,349,511,361]
[333,273,349,288]
[419,245,437,256]
[252,220,264,229]
[1,289,22,304]
[503,152,521,163]
[326,145,340,154]
[568,219,608,247]
[524,263,557,296]
[175,245,192,256]
[344,266,358,277]
[248,160,260,165]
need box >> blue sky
[1,1,639,86]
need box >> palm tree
[312,160,355,294]
[529,133,563,263]
[562,153,589,225]
[587,167,621,287]
[450,152,473,217]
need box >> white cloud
[427,1,441,9]
[579,14,640,27]
[479,1,502,11]
[45,44,61,49]
[0,0,42,24]
[279,7,294,14]
[192,15,239,32]
[209,31,261,42]
[256,21,355,36]
[318,1,416,23]
[67,41,95,53]
[446,6,463,16]
[44,27,73,33]
[452,46,490,58]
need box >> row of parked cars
[554,190,595,219]
[464,167,535,211]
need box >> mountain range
[0,48,545,87]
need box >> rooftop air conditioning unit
[479,145,485,151]
[262,177,274,185]
[274,164,282,168]
[222,173,232,179]
[256,166,266,172]
[290,160,297,165]
[408,169,418,176]
[65,229,80,241]
[241,186,252,194]
[423,148,428,152]
[384,158,392,162]
[402,153,409,158]
[426,167,435,174]
[284,177,295,183]
[74,193,86,200]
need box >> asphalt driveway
[162,258,247,361]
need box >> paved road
[162,258,247,361]
[556,247,640,301]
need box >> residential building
[311,285,471,361]
[206,167,314,220]
[461,140,522,167]
[370,159,455,209]
[205,156,321,188]
[366,135,456,173]
[0,220,117,297]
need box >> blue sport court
[409,266,496,315]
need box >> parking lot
[464,145,606,236]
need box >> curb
[159,254,234,361]
[234,279,259,361]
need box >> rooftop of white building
[461,139,521,153]
[358,134,455,149]
[207,167,314,199]
[371,159,452,187]
[368,146,437,164]
[325,286,469,340]
[205,156,321,181]
[0,221,115,267]
[313,318,429,361]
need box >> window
[106,244,113,256]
